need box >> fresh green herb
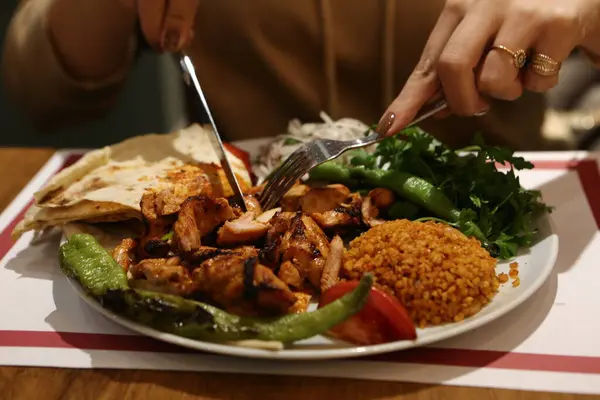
[309,127,551,259]
[283,138,302,146]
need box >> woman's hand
[125,0,199,52]
[376,0,600,136]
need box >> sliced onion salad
[252,112,377,184]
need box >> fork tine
[261,172,299,209]
[260,152,310,209]
[262,151,304,190]
[264,171,302,209]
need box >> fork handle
[357,99,448,147]
[407,99,448,128]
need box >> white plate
[64,213,558,360]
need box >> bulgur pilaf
[342,220,499,328]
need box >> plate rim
[62,214,559,360]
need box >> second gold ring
[490,45,528,69]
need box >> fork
[259,99,448,210]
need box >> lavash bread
[12,124,252,240]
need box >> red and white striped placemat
[1,150,600,395]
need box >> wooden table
[0,148,592,400]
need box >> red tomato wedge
[223,143,252,175]
[318,281,417,345]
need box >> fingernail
[376,112,396,136]
[474,108,490,117]
[161,30,181,52]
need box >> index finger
[378,6,463,136]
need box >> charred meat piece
[256,207,281,224]
[192,247,296,315]
[280,184,310,212]
[277,260,303,288]
[129,257,197,296]
[139,192,173,258]
[263,212,330,289]
[288,292,312,314]
[361,195,385,227]
[244,195,262,215]
[310,193,363,231]
[173,196,235,253]
[153,164,214,216]
[187,246,239,264]
[261,211,294,267]
[320,235,343,292]
[112,238,139,271]
[299,184,350,214]
[139,167,213,257]
[244,183,265,196]
[361,188,395,227]
[230,195,263,218]
[368,188,395,209]
[217,211,270,247]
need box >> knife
[179,53,247,212]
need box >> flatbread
[38,157,183,209]
[12,124,252,240]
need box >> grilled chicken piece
[361,195,385,228]
[138,166,213,258]
[264,212,330,289]
[280,184,310,211]
[199,163,249,198]
[244,183,265,196]
[256,208,281,224]
[368,188,395,209]
[230,195,263,219]
[310,193,363,231]
[139,192,173,258]
[173,196,235,253]
[288,292,312,314]
[192,246,296,315]
[129,257,197,296]
[112,238,139,271]
[361,189,395,227]
[217,211,269,247]
[299,184,351,214]
[320,235,343,292]
[244,195,262,214]
[155,165,214,215]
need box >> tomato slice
[223,143,252,174]
[318,281,417,345]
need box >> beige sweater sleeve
[2,0,137,129]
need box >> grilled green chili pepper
[59,233,129,296]
[349,167,461,221]
[308,162,358,187]
[59,234,373,344]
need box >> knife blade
[179,54,247,212]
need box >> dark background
[0,1,179,149]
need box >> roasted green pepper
[59,234,373,344]
[307,161,358,187]
[59,233,129,296]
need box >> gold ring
[530,52,562,76]
[490,45,528,69]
